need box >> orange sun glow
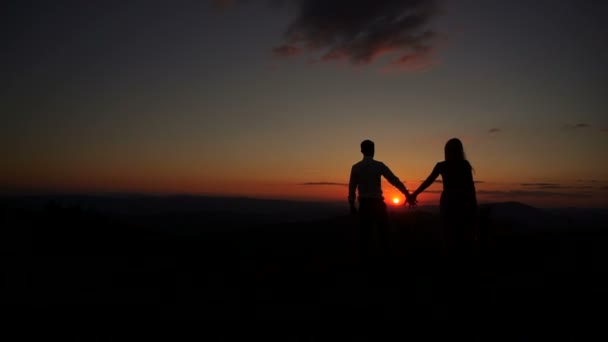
[392,198,400,204]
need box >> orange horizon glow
[2,169,606,208]
[2,177,605,208]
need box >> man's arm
[348,165,358,214]
[381,163,411,199]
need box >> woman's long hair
[445,138,473,172]
[444,138,466,161]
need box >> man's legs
[358,199,374,260]
[359,199,390,259]
[373,200,390,257]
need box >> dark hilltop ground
[5,194,608,337]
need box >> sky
[2,0,607,208]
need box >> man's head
[360,139,375,157]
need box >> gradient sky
[2,0,607,207]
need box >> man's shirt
[348,156,408,203]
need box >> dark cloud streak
[419,180,484,184]
[273,44,303,57]
[478,190,591,199]
[562,123,590,130]
[300,182,348,186]
[521,183,569,189]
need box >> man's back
[350,157,386,200]
[349,139,413,257]
[348,139,411,210]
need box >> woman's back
[412,138,479,252]
[437,160,475,194]
[437,159,477,218]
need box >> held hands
[404,192,418,208]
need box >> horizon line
[2,190,607,210]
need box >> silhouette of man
[348,139,413,258]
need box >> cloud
[300,182,348,186]
[521,181,608,191]
[575,180,608,191]
[488,128,501,134]
[520,183,569,189]
[273,44,303,57]
[477,190,591,199]
[382,45,436,72]
[273,0,442,70]
[562,123,590,130]
[601,128,608,133]
[418,179,484,184]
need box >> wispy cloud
[562,123,590,131]
[574,180,608,191]
[478,190,591,199]
[521,183,570,189]
[273,44,303,57]
[419,179,485,184]
[300,182,348,186]
[488,128,501,134]
[577,179,605,183]
[418,179,484,184]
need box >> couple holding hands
[348,138,478,254]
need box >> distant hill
[2,194,605,231]
[408,201,607,231]
[546,207,608,230]
[0,194,347,229]
[478,202,608,230]
[479,202,565,230]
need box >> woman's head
[444,138,466,161]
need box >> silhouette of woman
[411,138,478,254]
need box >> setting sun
[392,198,400,204]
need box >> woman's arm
[413,163,440,197]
